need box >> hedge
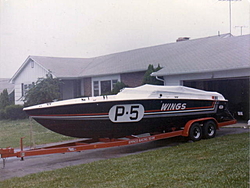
[3,105,27,120]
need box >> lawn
[0,119,74,148]
[0,129,249,188]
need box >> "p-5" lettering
[109,104,144,123]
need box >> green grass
[0,119,74,148]
[0,132,249,188]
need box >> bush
[24,73,61,107]
[4,105,27,120]
[0,89,10,110]
[142,64,163,85]
[0,109,6,119]
[110,82,128,94]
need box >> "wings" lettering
[161,103,186,111]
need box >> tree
[24,73,61,107]
[110,82,128,94]
[142,64,163,85]
[0,89,10,110]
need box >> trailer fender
[182,117,218,137]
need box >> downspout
[156,76,164,83]
[150,72,165,84]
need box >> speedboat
[23,84,235,138]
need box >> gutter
[155,76,164,82]
[150,72,164,83]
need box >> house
[10,55,156,104]
[152,34,250,120]
[10,33,250,120]
[151,34,249,86]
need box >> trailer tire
[189,123,202,141]
[202,120,216,139]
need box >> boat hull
[25,99,234,138]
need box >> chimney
[176,37,190,42]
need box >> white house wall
[13,60,48,104]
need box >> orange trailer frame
[0,118,236,168]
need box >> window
[92,77,119,96]
[93,81,99,96]
[30,60,34,68]
[112,79,118,88]
[101,80,111,95]
[73,80,81,98]
[22,83,34,97]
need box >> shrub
[4,105,27,120]
[142,64,163,85]
[24,73,61,107]
[0,109,6,119]
[0,89,10,110]
[110,82,128,94]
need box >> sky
[0,0,250,78]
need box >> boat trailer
[0,118,236,168]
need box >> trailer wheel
[202,121,216,139]
[189,123,202,141]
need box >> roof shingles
[21,34,249,78]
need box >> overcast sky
[0,0,250,78]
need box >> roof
[11,33,250,81]
[30,56,93,78]
[0,78,14,93]
[152,34,250,76]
